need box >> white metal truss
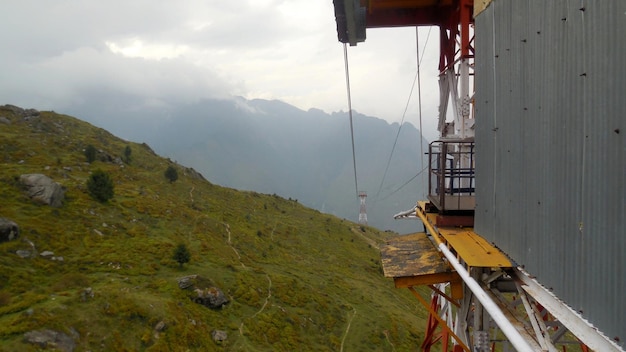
[394,210,624,351]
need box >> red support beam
[365,7,450,28]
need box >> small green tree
[164,165,178,183]
[87,169,114,202]
[123,145,132,163]
[84,144,97,163]
[173,243,191,267]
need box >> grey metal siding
[475,0,626,346]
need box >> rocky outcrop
[184,167,206,181]
[193,287,229,309]
[0,218,19,242]
[177,275,198,289]
[177,275,229,309]
[19,174,66,207]
[211,330,228,343]
[23,329,75,352]
[1,104,40,119]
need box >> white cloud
[105,39,191,60]
[0,0,443,139]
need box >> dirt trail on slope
[222,222,273,340]
[223,222,245,268]
[340,308,357,352]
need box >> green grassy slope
[0,106,428,351]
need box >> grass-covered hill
[0,105,428,351]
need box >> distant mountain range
[65,96,429,233]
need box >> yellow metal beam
[415,201,513,268]
[439,227,512,268]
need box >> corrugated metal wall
[474,0,626,347]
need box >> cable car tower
[358,191,368,224]
[332,0,623,351]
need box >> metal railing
[428,139,475,212]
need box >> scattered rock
[16,250,31,258]
[23,237,37,251]
[51,256,64,262]
[23,329,75,352]
[193,287,229,309]
[40,251,54,257]
[153,320,167,340]
[96,149,115,163]
[22,108,40,119]
[0,116,10,124]
[19,174,66,207]
[177,275,198,289]
[211,330,228,343]
[0,218,19,242]
[80,287,94,302]
[154,320,166,332]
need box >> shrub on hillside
[164,165,178,183]
[84,144,97,163]
[123,145,132,163]
[87,169,114,202]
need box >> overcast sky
[1,0,441,139]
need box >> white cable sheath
[437,243,535,352]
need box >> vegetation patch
[0,106,427,351]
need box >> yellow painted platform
[381,232,447,278]
[380,233,462,294]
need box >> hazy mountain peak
[62,96,428,233]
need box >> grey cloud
[0,45,234,110]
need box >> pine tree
[85,144,97,163]
[87,169,114,202]
[173,243,191,267]
[123,145,132,163]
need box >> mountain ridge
[61,96,428,233]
